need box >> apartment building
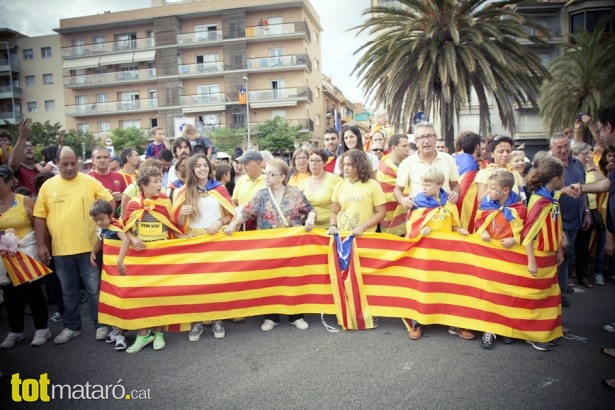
[55,0,324,148]
[322,73,357,133]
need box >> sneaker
[212,321,225,339]
[603,322,615,333]
[526,340,550,351]
[502,337,513,345]
[153,332,165,351]
[126,332,154,354]
[261,319,279,332]
[80,289,88,304]
[408,320,422,340]
[595,274,605,285]
[95,326,109,341]
[48,312,63,325]
[448,327,475,340]
[481,332,496,349]
[31,328,52,347]
[115,335,127,351]
[106,327,119,344]
[54,328,81,344]
[561,296,571,308]
[188,323,204,342]
[290,318,309,330]
[1,332,25,349]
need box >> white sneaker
[95,326,109,341]
[31,328,52,347]
[212,321,225,339]
[54,328,81,344]
[290,318,309,330]
[1,332,25,349]
[105,327,119,344]
[114,335,127,351]
[261,319,278,332]
[188,323,203,341]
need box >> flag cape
[458,170,479,232]
[2,251,52,286]
[521,189,562,252]
[406,190,460,238]
[124,193,183,237]
[474,192,526,243]
[172,182,235,229]
[99,228,562,342]
[377,158,407,236]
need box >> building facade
[56,0,325,148]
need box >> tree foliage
[352,0,551,146]
[60,129,98,159]
[109,127,148,154]
[210,127,246,154]
[0,120,63,148]
[539,25,615,135]
[255,116,312,153]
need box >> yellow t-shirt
[332,178,386,232]
[299,173,342,229]
[232,173,266,206]
[33,173,114,256]
[288,172,310,187]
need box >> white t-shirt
[334,151,379,176]
[396,152,459,198]
[190,195,223,229]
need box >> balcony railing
[233,86,312,104]
[0,111,22,122]
[0,85,21,98]
[0,58,19,71]
[180,93,225,106]
[288,118,314,132]
[177,21,311,44]
[245,22,311,42]
[178,62,224,76]
[247,54,311,71]
[65,98,158,116]
[63,68,156,88]
[177,30,223,45]
[62,38,156,58]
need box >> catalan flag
[377,158,407,236]
[2,251,52,286]
[98,227,562,342]
[522,188,562,252]
[238,89,247,105]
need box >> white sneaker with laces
[188,323,204,341]
[290,318,309,330]
[212,321,225,339]
[95,326,109,341]
[1,332,25,349]
[31,328,52,347]
[54,328,81,344]
[261,319,278,332]
[106,327,119,344]
[115,335,127,351]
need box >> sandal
[602,348,615,359]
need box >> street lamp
[242,76,251,149]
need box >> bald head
[58,147,79,179]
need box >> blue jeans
[53,253,101,331]
[558,228,578,292]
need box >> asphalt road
[1,282,614,409]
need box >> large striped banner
[98,228,562,342]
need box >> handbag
[590,209,605,229]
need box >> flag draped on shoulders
[407,189,459,238]
[377,158,407,236]
[124,193,183,237]
[172,179,235,228]
[521,187,561,252]
[475,191,526,243]
[456,154,480,232]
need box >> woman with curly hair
[328,149,386,237]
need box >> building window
[316,114,321,126]
[120,120,141,129]
[96,93,108,103]
[271,110,287,119]
[23,49,33,60]
[43,74,53,85]
[77,123,90,133]
[316,87,320,98]
[44,100,55,111]
[41,47,52,58]
[92,36,105,48]
[571,9,613,34]
[98,121,111,132]
[27,102,37,112]
[25,75,35,86]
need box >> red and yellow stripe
[2,251,52,286]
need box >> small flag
[2,251,53,286]
[334,108,340,132]
[238,89,247,105]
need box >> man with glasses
[394,121,460,211]
[88,146,126,212]
[8,120,39,195]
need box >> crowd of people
[1,106,615,391]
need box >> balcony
[65,98,158,117]
[177,30,223,47]
[0,111,22,123]
[0,58,19,72]
[288,118,314,133]
[228,86,313,109]
[247,54,311,72]
[179,93,226,113]
[0,85,21,99]
[63,68,157,88]
[245,22,311,43]
[178,62,224,77]
[62,38,155,58]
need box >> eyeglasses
[295,157,308,161]
[415,134,436,141]
[371,148,383,152]
[265,172,284,177]
[308,159,323,163]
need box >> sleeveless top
[0,194,33,239]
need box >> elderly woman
[288,148,311,186]
[0,166,50,348]
[328,149,386,236]
[299,149,342,230]
[225,159,316,332]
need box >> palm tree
[352,0,551,145]
[539,25,615,136]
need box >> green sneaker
[126,332,154,354]
[153,332,165,351]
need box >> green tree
[539,25,615,136]
[353,0,550,146]
[255,116,311,153]
[210,127,246,154]
[60,129,97,160]
[109,127,148,154]
[0,120,62,148]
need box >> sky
[0,0,370,105]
